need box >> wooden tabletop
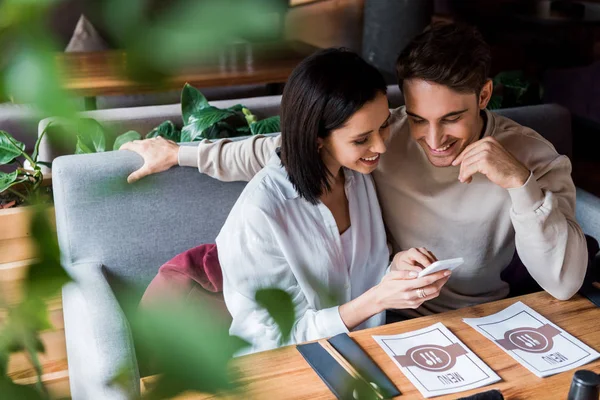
[159,291,600,399]
[57,41,318,97]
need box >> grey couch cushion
[495,104,572,158]
[53,150,246,293]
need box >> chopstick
[318,339,385,399]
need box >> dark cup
[567,370,600,400]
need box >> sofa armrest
[576,187,600,254]
[63,262,139,400]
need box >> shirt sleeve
[216,203,348,354]
[508,155,588,300]
[178,134,282,182]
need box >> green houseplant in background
[0,129,51,208]
[487,70,543,110]
[70,83,282,155]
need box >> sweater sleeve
[507,155,588,300]
[216,203,348,354]
[178,134,282,182]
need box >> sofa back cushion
[52,150,246,300]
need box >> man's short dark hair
[280,48,387,205]
[396,23,491,94]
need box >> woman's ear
[479,79,493,110]
[317,137,324,151]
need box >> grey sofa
[52,102,600,399]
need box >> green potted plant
[0,129,55,266]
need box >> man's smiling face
[403,78,491,167]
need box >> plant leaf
[75,136,93,154]
[242,107,257,125]
[0,171,18,194]
[250,116,280,136]
[32,123,50,164]
[181,106,239,141]
[145,120,181,142]
[127,300,248,399]
[181,83,209,125]
[113,130,141,151]
[255,288,295,344]
[78,118,106,153]
[25,207,71,300]
[487,95,503,110]
[0,376,44,399]
[0,130,25,165]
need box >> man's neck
[477,109,488,140]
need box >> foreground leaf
[25,207,71,299]
[125,300,248,399]
[181,83,209,125]
[250,116,280,136]
[0,376,44,400]
[113,131,142,151]
[255,288,295,344]
[0,130,25,165]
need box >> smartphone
[417,257,464,278]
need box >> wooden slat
[7,328,67,375]
[11,359,70,400]
[0,205,55,241]
[0,237,36,264]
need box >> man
[122,24,587,315]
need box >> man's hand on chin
[452,137,530,189]
[120,136,180,183]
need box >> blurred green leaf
[0,376,44,400]
[0,171,19,193]
[255,288,295,344]
[127,301,248,399]
[0,130,25,165]
[5,44,75,119]
[113,130,142,151]
[145,121,181,142]
[25,207,71,300]
[250,116,280,136]
[181,83,209,125]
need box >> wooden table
[56,41,318,99]
[160,292,600,399]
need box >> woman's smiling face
[319,92,391,175]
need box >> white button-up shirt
[216,153,389,354]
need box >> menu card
[373,322,500,398]
[463,301,600,377]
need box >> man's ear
[478,79,494,109]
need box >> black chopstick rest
[328,333,401,398]
[297,342,363,399]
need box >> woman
[216,48,450,354]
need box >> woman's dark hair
[280,48,387,205]
[396,23,491,94]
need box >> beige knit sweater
[178,107,588,314]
